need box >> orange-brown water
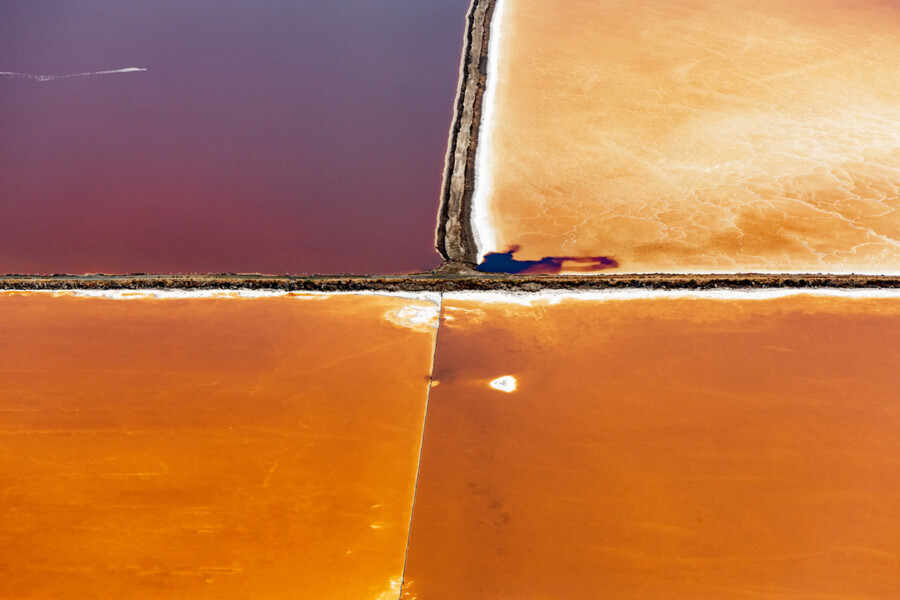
[402,293,900,599]
[477,0,900,273]
[0,292,437,600]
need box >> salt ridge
[470,0,506,263]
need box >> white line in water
[443,288,900,305]
[0,67,147,82]
[470,0,506,263]
[0,289,442,304]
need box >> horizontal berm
[2,273,900,292]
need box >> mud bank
[434,0,498,267]
[3,274,899,293]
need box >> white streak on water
[0,67,147,82]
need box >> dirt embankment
[434,0,497,268]
[3,274,899,293]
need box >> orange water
[480,0,900,273]
[0,292,436,600]
[403,294,900,599]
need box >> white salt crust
[0,289,441,305]
[470,0,506,263]
[442,288,900,306]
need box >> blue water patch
[476,247,618,274]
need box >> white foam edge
[443,288,900,306]
[0,289,442,306]
[470,0,506,263]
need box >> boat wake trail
[0,67,147,82]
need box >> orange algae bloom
[0,292,438,600]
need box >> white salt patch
[383,304,441,332]
[490,375,517,393]
[470,0,507,263]
[373,576,403,600]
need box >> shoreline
[434,0,499,267]
[3,274,900,293]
